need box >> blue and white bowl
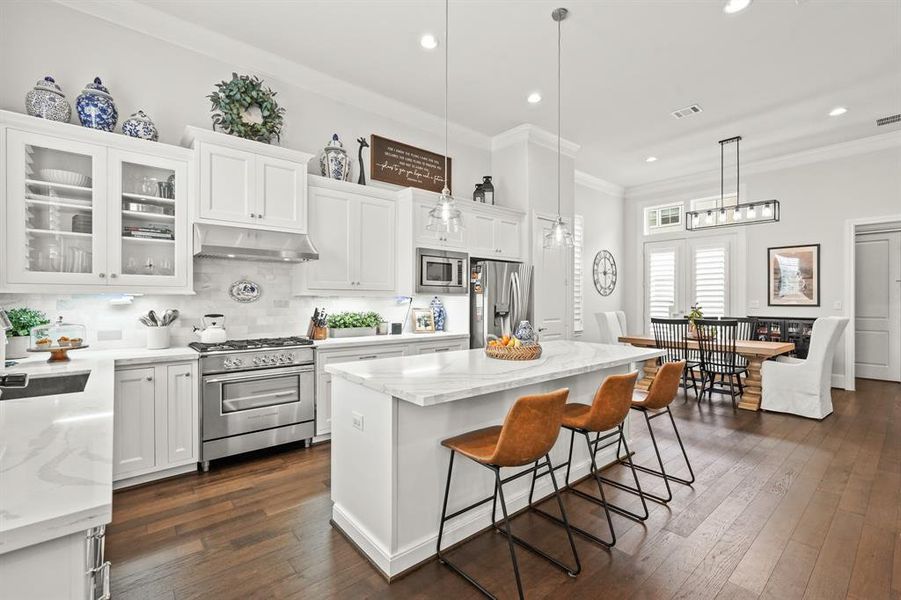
[122,110,159,141]
[76,77,118,131]
[25,76,71,122]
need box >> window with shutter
[573,214,584,333]
[693,245,728,317]
[647,247,677,320]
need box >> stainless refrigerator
[469,259,534,349]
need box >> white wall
[624,144,901,383]
[0,1,490,190]
[574,178,625,342]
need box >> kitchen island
[326,340,665,578]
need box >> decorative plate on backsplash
[229,279,261,303]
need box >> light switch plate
[833,300,842,310]
[748,300,760,309]
[352,411,364,431]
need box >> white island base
[326,341,665,578]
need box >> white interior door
[533,214,571,340]
[855,231,901,382]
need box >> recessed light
[829,106,848,117]
[527,92,542,104]
[646,156,658,163]
[226,254,236,258]
[420,34,438,50]
[723,0,752,14]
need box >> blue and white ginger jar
[76,77,118,131]
[319,134,350,181]
[515,320,535,342]
[430,296,447,332]
[122,110,159,141]
[25,76,71,122]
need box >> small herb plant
[326,311,383,329]
[686,304,703,326]
[5,307,49,337]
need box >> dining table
[618,335,795,411]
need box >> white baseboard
[113,462,197,490]
[331,447,618,578]
[831,373,845,389]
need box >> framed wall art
[768,244,820,306]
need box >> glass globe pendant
[543,7,574,250]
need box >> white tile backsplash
[0,258,469,349]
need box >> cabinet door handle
[250,213,256,218]
[435,347,450,352]
[357,355,378,360]
[183,372,191,378]
[98,273,105,278]
[145,376,153,382]
[110,273,117,278]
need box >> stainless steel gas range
[190,336,316,470]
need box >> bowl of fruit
[485,334,542,361]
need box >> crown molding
[54,0,492,150]
[626,129,901,201]
[490,124,580,158]
[574,170,624,197]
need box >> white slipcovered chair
[595,311,628,345]
[761,316,848,419]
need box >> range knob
[277,353,288,364]
[253,356,264,366]
[285,352,295,363]
[232,357,244,368]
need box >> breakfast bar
[325,340,665,578]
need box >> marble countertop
[7,346,198,369]
[313,331,468,350]
[0,356,116,554]
[326,340,666,406]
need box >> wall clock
[592,250,617,296]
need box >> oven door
[202,365,315,441]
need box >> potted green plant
[4,307,49,358]
[326,311,384,338]
[686,304,703,337]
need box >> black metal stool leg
[607,409,674,504]
[494,467,526,600]
[666,406,696,484]
[575,426,650,522]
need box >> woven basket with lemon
[485,333,542,361]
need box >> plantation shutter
[693,245,727,317]
[647,248,676,320]
[573,215,584,333]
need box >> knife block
[308,320,328,341]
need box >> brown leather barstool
[606,360,695,504]
[436,388,581,600]
[527,371,647,548]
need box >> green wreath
[208,73,285,143]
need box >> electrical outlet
[833,300,842,311]
[352,411,364,431]
[748,300,760,309]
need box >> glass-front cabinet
[2,114,191,293]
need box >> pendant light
[426,0,463,233]
[543,7,574,250]
[685,136,780,231]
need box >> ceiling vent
[671,104,703,119]
[876,113,901,127]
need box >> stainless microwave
[416,248,468,294]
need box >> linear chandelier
[685,136,780,231]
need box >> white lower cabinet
[113,360,198,486]
[0,527,109,600]
[314,338,469,436]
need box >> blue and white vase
[319,134,350,181]
[430,296,447,332]
[25,76,71,122]
[76,77,118,131]
[514,320,535,342]
[121,110,159,141]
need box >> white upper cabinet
[184,127,311,233]
[494,215,523,260]
[296,177,397,294]
[413,200,465,248]
[1,111,193,294]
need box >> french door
[643,235,733,331]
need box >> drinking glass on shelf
[126,257,137,274]
[141,176,159,196]
[161,258,173,276]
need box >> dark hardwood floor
[107,379,901,599]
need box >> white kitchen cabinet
[464,208,523,260]
[1,111,193,294]
[113,360,199,487]
[408,339,469,354]
[315,346,406,436]
[298,179,396,294]
[185,126,312,233]
[113,367,157,478]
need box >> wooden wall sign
[370,134,451,194]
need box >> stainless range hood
[193,223,319,263]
